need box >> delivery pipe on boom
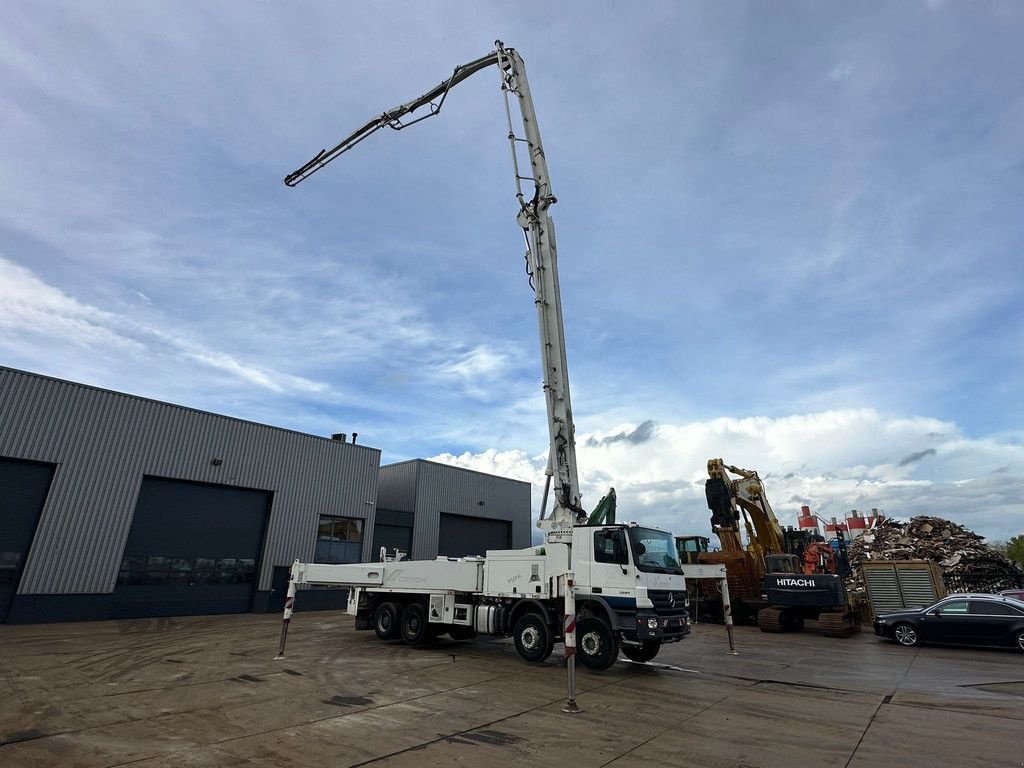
[283,40,586,540]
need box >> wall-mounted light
[210,458,223,466]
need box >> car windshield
[627,527,683,575]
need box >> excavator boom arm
[706,458,786,558]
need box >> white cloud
[828,61,855,81]
[430,409,1024,543]
[433,344,514,398]
[0,256,141,351]
[0,255,326,396]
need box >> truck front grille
[648,589,687,615]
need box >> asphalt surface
[1,612,1021,767]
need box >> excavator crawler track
[757,607,785,633]
[817,610,858,638]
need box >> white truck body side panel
[297,562,385,587]
[296,557,484,593]
[380,559,484,592]
[484,556,548,598]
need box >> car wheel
[372,601,401,641]
[1015,629,1024,653]
[512,613,554,663]
[893,622,920,647]
[576,616,619,671]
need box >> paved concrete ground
[1,612,1021,767]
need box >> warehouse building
[0,367,532,624]
[373,459,531,561]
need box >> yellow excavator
[678,459,858,636]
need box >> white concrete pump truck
[279,41,689,672]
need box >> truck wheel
[512,613,554,663]
[373,601,402,641]
[577,617,618,671]
[400,603,432,646]
[621,640,661,663]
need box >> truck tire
[577,616,618,671]
[400,603,432,646]
[620,640,661,663]
[373,601,402,641]
[512,613,554,663]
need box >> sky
[2,2,1023,544]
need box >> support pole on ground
[720,575,738,655]
[560,572,581,714]
[681,564,738,654]
[274,565,298,660]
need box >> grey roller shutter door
[438,513,511,557]
[111,477,271,618]
[0,459,55,623]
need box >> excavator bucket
[705,477,736,528]
[587,488,616,525]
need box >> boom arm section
[283,51,499,186]
[705,458,786,564]
[283,41,585,536]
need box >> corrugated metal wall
[0,367,380,595]
[400,460,531,560]
[376,461,420,513]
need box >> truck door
[587,527,636,606]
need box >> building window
[116,555,256,585]
[314,515,363,564]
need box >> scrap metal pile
[847,515,1024,594]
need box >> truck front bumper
[633,611,690,642]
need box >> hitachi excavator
[681,459,858,637]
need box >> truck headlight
[647,618,659,630]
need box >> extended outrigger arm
[284,41,587,538]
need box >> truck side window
[594,529,627,565]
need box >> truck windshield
[627,527,683,575]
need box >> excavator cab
[675,535,710,565]
[764,553,801,575]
